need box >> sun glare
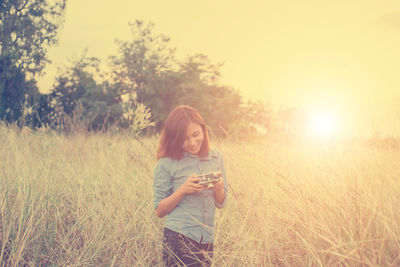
[306,110,338,140]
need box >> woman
[153,105,228,266]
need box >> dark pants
[162,228,214,267]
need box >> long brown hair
[156,105,210,160]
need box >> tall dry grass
[0,125,399,266]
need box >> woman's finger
[214,171,223,177]
[191,177,201,183]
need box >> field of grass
[1,125,399,266]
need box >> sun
[305,109,338,140]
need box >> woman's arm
[155,188,185,218]
[155,174,205,218]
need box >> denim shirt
[153,149,228,244]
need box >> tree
[0,0,66,75]
[0,54,33,122]
[47,55,123,131]
[176,54,242,135]
[0,0,66,124]
[110,20,177,128]
[110,20,176,100]
[110,20,271,138]
[240,99,272,133]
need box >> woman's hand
[209,171,224,191]
[213,176,224,191]
[212,171,226,206]
[178,174,206,195]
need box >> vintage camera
[197,172,221,185]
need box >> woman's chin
[187,148,200,155]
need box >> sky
[38,0,400,138]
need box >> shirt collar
[183,149,217,161]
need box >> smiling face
[156,105,210,160]
[182,122,204,155]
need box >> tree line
[1,0,306,139]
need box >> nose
[189,138,197,146]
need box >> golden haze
[39,0,400,137]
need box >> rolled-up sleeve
[153,158,173,210]
[215,153,228,209]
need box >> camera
[197,172,221,185]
